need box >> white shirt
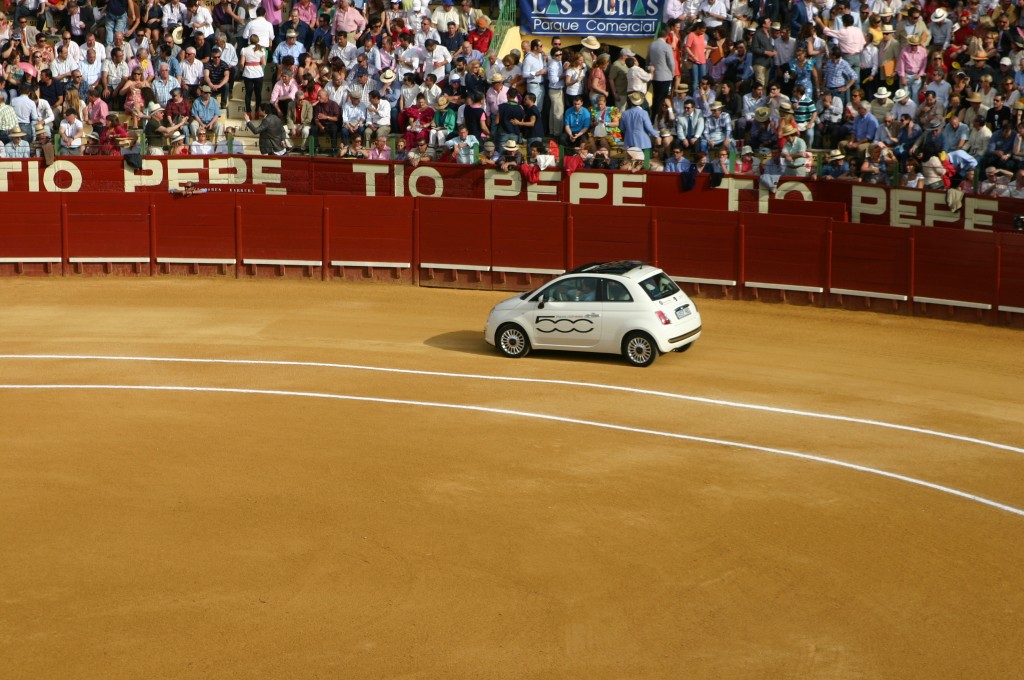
[243,16,276,49]
[366,98,390,126]
[343,100,367,125]
[51,56,79,81]
[190,6,214,38]
[328,42,359,71]
[180,57,205,86]
[80,58,103,87]
[522,51,547,85]
[421,45,451,80]
[60,117,84,148]
[240,45,266,79]
[325,80,349,106]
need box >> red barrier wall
[1,192,1022,328]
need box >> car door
[598,277,640,351]
[529,276,603,349]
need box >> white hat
[625,146,644,160]
[502,139,518,151]
[874,87,891,99]
[894,88,909,101]
[379,68,396,83]
[931,8,947,22]
[581,36,600,50]
[621,48,634,57]
[1000,57,1013,66]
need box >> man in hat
[621,91,658,162]
[579,35,600,68]
[891,88,917,121]
[929,8,953,50]
[478,138,498,167]
[273,29,305,64]
[190,84,224,139]
[496,138,523,171]
[467,16,492,54]
[896,5,930,49]
[341,88,366,147]
[702,100,732,153]
[483,71,507,119]
[909,117,945,162]
[818,148,852,180]
[5,128,31,158]
[897,34,927,101]
[870,86,894,121]
[145,106,184,154]
[735,81,766,139]
[964,50,995,91]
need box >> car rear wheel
[496,324,531,358]
[623,332,657,367]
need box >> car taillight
[655,310,671,325]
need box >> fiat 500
[484,261,702,367]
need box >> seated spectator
[664,144,691,173]
[189,84,224,140]
[562,95,590,146]
[5,128,31,158]
[675,97,704,151]
[369,135,391,160]
[445,123,479,163]
[496,138,522,171]
[860,142,896,185]
[189,128,215,154]
[169,131,189,155]
[819,149,853,180]
[58,108,84,155]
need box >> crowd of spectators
[1,0,1023,196]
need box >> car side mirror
[536,294,545,309]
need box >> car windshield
[639,272,680,301]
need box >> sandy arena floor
[1,278,1022,679]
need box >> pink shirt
[262,0,283,26]
[332,7,366,36]
[897,45,927,77]
[369,146,391,160]
[684,32,706,65]
[821,26,866,56]
[484,84,507,118]
[295,1,317,27]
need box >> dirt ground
[1,278,1022,679]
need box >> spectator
[244,103,287,155]
[621,91,658,163]
[445,124,478,163]
[190,84,224,139]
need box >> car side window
[603,280,633,303]
[542,277,598,302]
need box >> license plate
[675,305,691,319]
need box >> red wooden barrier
[490,200,566,275]
[569,204,652,267]
[239,196,324,273]
[830,222,912,301]
[770,197,848,221]
[325,196,415,276]
[65,193,151,271]
[152,193,236,268]
[913,227,997,308]
[0,198,61,273]
[416,197,491,282]
[998,233,1024,314]
[656,208,740,289]
[741,213,829,294]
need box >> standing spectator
[648,26,675,120]
[621,91,657,163]
[683,21,708,93]
[332,0,366,39]
[562,95,590,146]
[521,39,547,114]
[445,123,479,163]
[244,103,287,154]
[816,14,865,83]
[750,17,775,87]
[243,7,275,49]
[897,35,926,102]
[608,48,630,110]
[823,47,856,106]
[105,0,133,47]
[240,34,267,117]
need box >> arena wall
[1,191,1022,327]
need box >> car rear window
[639,273,680,301]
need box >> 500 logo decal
[535,316,594,333]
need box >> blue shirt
[564,106,591,135]
[191,95,221,123]
[851,111,878,142]
[273,40,306,64]
[721,52,754,82]
[665,156,692,172]
[824,57,856,89]
[620,106,657,149]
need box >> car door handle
[584,313,600,318]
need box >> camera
[1014,215,1024,232]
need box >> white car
[484,261,702,367]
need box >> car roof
[568,261,660,279]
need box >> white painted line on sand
[1,354,1021,457]
[2,382,1022,519]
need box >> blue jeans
[904,74,922,102]
[105,13,127,46]
[690,62,707,95]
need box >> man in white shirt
[84,34,107,63]
[363,89,391,144]
[396,34,422,79]
[414,17,440,49]
[187,0,214,39]
[56,32,83,62]
[79,49,103,89]
[101,48,130,100]
[162,0,186,32]
[242,7,275,49]
[328,31,358,70]
[341,90,366,146]
[59,109,84,155]
[50,43,79,83]
[421,39,450,81]
[521,39,548,114]
[431,0,459,32]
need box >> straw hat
[907,34,921,46]
[436,95,449,109]
[827,149,845,162]
[170,132,185,143]
[502,139,518,151]
[171,26,183,45]
[627,91,644,106]
[9,129,25,137]
[710,101,723,111]
[966,92,983,103]
[882,24,894,33]
[780,101,793,112]
[780,123,799,137]
[874,87,891,99]
[674,83,689,94]
[971,50,989,60]
[754,106,770,122]
[894,88,909,101]
[740,145,753,156]
[581,36,600,50]
[379,68,396,84]
[1014,101,1024,111]
[931,8,947,22]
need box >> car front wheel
[622,332,657,367]
[496,323,531,358]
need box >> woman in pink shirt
[684,21,709,95]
